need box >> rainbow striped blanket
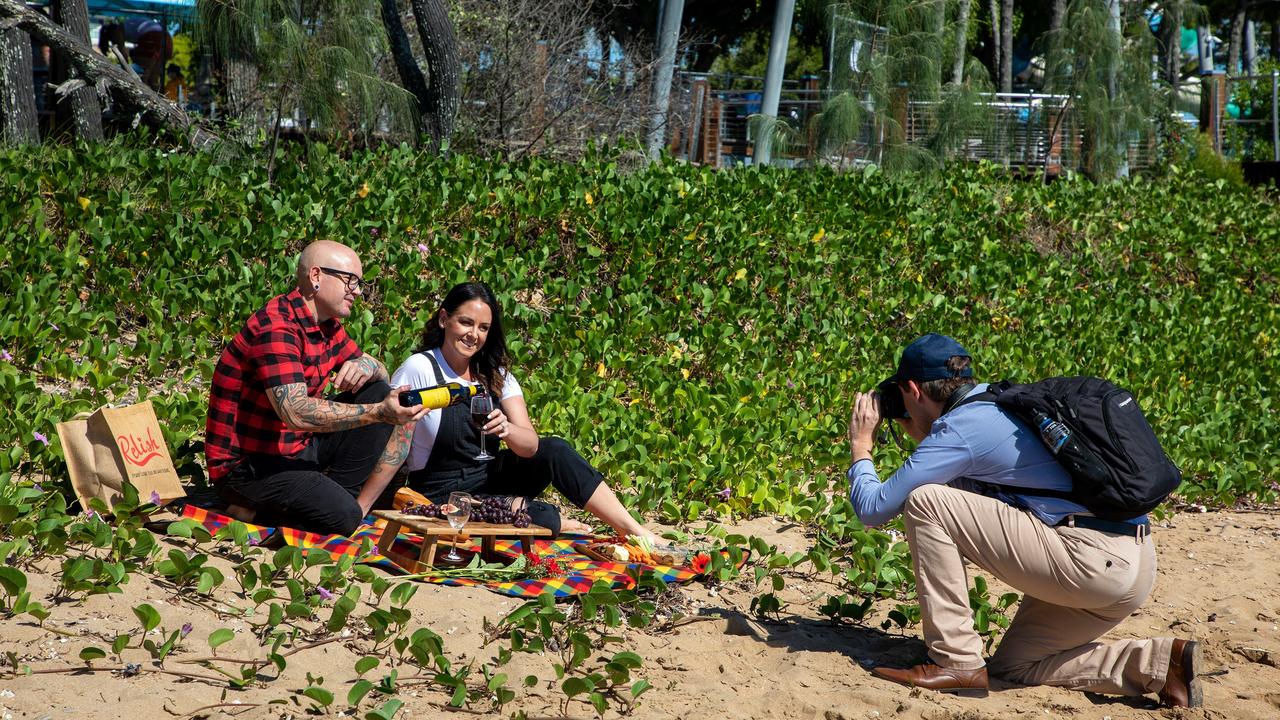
[180,504,715,599]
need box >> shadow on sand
[695,606,1165,710]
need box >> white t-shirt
[389,347,523,472]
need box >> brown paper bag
[55,400,187,511]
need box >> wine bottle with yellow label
[398,382,480,408]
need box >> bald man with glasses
[205,240,429,535]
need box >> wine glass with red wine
[471,393,494,461]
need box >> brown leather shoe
[871,662,989,697]
[1158,639,1203,708]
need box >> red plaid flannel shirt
[205,288,362,482]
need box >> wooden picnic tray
[372,509,553,573]
[575,541,689,567]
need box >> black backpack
[961,377,1182,520]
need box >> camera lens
[876,379,907,419]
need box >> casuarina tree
[379,0,460,149]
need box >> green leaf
[165,519,194,538]
[0,567,27,597]
[348,678,375,706]
[354,656,379,676]
[389,582,417,607]
[561,677,591,697]
[611,651,643,669]
[301,687,334,706]
[132,603,161,632]
[78,647,107,662]
[208,628,235,650]
[487,672,508,691]
[197,568,222,594]
[365,698,403,720]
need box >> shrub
[0,142,1277,517]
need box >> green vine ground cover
[2,143,1276,514]
[0,142,1278,714]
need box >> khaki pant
[902,484,1174,696]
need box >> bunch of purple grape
[402,495,532,528]
[401,502,445,519]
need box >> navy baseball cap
[885,333,973,383]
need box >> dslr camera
[876,379,908,420]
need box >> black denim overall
[405,352,604,536]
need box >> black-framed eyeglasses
[319,266,371,295]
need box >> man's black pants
[219,381,395,536]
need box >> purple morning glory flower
[786,380,796,389]
[717,487,731,500]
[180,623,192,637]
[33,482,43,493]
[48,322,59,331]
[316,587,335,601]
[416,243,429,253]
[149,490,162,505]
[370,228,380,237]
[0,349,11,362]
[33,431,48,445]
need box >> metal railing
[668,77,1161,172]
[1221,71,1280,163]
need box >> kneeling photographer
[846,333,1200,707]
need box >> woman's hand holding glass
[479,405,512,440]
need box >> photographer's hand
[848,391,880,463]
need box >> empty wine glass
[471,393,494,461]
[441,491,472,563]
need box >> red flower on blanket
[690,552,711,575]
[522,552,564,579]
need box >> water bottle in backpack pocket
[960,377,1182,521]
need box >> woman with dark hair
[389,282,656,540]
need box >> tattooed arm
[356,424,414,516]
[331,354,389,392]
[267,382,422,433]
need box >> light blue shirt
[848,384,1099,527]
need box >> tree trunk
[1044,0,1066,92]
[223,58,259,126]
[999,0,1012,93]
[378,0,430,140]
[1157,3,1182,88]
[1106,0,1126,179]
[409,0,460,150]
[1243,19,1257,76]
[597,26,611,86]
[50,0,102,140]
[0,0,220,149]
[929,0,945,89]
[647,0,684,159]
[1049,0,1066,39]
[0,26,39,144]
[1195,26,1213,75]
[986,0,1000,89]
[1227,0,1246,76]
[952,0,971,85]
